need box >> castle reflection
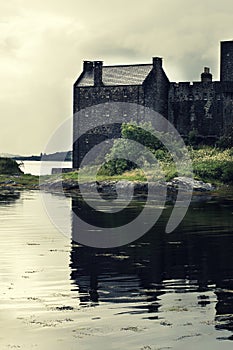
[70,195,233,337]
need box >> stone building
[73,40,233,168]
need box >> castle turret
[220,40,233,81]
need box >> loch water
[0,188,233,350]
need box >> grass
[63,167,147,183]
[63,146,233,186]
[0,174,39,188]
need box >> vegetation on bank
[0,146,232,189]
[71,122,233,186]
[1,121,233,189]
[0,157,38,189]
[189,147,233,184]
[62,146,233,186]
[0,174,39,189]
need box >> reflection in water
[71,195,233,338]
[0,190,233,349]
[0,190,20,204]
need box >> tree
[100,121,171,175]
[0,157,23,175]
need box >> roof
[76,64,153,87]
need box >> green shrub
[98,159,136,176]
[188,129,199,147]
[0,157,23,175]
[217,126,233,149]
[121,122,165,150]
[221,162,233,183]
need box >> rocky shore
[39,176,215,203]
[0,175,216,203]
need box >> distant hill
[9,151,72,162]
[41,151,72,161]
[0,153,21,158]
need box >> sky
[0,0,233,155]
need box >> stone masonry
[73,40,233,169]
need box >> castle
[73,40,233,168]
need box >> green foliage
[191,147,233,184]
[64,145,233,185]
[187,129,199,147]
[216,126,233,149]
[98,158,137,176]
[0,174,38,188]
[193,160,233,183]
[101,122,175,176]
[101,121,190,177]
[221,163,233,183]
[0,157,23,175]
[121,122,164,150]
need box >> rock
[39,176,215,205]
[170,177,214,192]
[0,189,20,200]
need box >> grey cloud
[0,0,233,154]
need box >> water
[0,190,233,349]
[16,160,72,176]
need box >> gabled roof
[76,64,153,87]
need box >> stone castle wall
[73,41,233,168]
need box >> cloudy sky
[1,0,233,155]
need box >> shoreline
[1,174,233,203]
[39,176,218,204]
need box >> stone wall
[73,41,233,168]
[73,85,145,168]
[168,82,224,141]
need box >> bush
[192,158,233,184]
[221,162,233,183]
[98,158,137,176]
[217,126,233,149]
[0,157,23,175]
[187,129,199,147]
[121,122,165,150]
[103,122,179,176]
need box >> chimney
[94,61,103,86]
[83,61,93,72]
[153,57,163,69]
[201,67,212,82]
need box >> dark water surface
[0,190,233,349]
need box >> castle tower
[220,40,233,81]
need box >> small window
[188,94,193,101]
[123,89,128,98]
